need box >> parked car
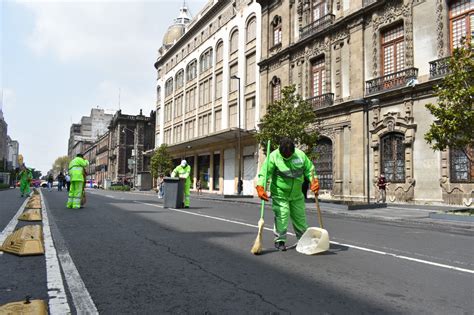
[85,180,98,188]
[41,181,58,188]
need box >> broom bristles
[250,218,265,255]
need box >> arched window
[450,147,474,182]
[270,76,281,102]
[216,41,224,63]
[381,133,405,182]
[230,29,239,53]
[246,17,257,42]
[314,137,333,190]
[271,15,282,46]
[449,0,473,50]
[157,86,161,102]
[200,48,213,73]
[165,78,173,97]
[186,60,197,81]
[175,70,184,89]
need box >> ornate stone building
[257,0,473,205]
[154,0,262,195]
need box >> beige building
[154,0,262,195]
[257,0,473,205]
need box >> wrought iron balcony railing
[300,14,335,40]
[429,57,450,79]
[365,68,418,95]
[307,93,334,110]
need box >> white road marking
[0,196,30,250]
[41,190,98,315]
[138,201,474,275]
[39,190,71,314]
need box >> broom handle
[259,140,271,219]
[311,169,324,229]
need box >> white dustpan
[296,195,330,255]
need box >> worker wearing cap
[255,138,320,251]
[67,153,89,209]
[18,164,32,197]
[171,160,192,208]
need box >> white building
[154,0,262,195]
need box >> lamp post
[231,75,243,195]
[122,127,138,188]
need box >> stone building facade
[256,0,473,205]
[154,0,262,195]
[107,110,156,184]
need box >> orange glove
[310,178,320,194]
[256,185,269,201]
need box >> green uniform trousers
[272,194,308,242]
[184,181,191,207]
[67,181,84,209]
[20,180,30,197]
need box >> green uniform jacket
[171,165,192,186]
[19,169,32,183]
[257,148,315,199]
[68,157,89,182]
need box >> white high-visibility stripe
[0,196,30,255]
[41,190,98,314]
[138,201,474,275]
[40,190,71,314]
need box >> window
[271,15,282,46]
[173,124,182,143]
[230,30,239,54]
[246,17,257,42]
[449,0,474,50]
[450,147,474,182]
[174,95,183,118]
[185,87,196,112]
[229,63,238,92]
[381,24,405,75]
[381,133,405,183]
[157,86,161,102]
[271,77,281,102]
[215,72,223,99]
[245,97,255,129]
[314,137,333,190]
[216,41,224,63]
[186,60,197,81]
[246,53,256,85]
[229,104,238,128]
[199,78,213,106]
[312,1,327,21]
[200,48,213,73]
[165,78,174,97]
[175,70,184,89]
[185,119,195,140]
[215,109,222,131]
[164,129,172,144]
[198,113,211,136]
[311,57,326,96]
[164,102,172,122]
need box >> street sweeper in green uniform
[171,160,192,208]
[67,153,89,209]
[256,138,320,251]
[18,164,32,197]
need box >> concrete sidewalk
[108,189,474,230]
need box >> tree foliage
[150,144,174,179]
[52,156,70,174]
[256,85,319,157]
[425,40,474,160]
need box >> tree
[256,85,319,157]
[425,40,474,160]
[150,144,174,179]
[52,156,70,174]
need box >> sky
[1,0,207,175]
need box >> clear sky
[1,0,207,175]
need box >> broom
[251,140,271,255]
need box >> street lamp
[122,127,137,188]
[231,74,243,195]
[355,98,379,204]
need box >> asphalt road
[1,188,473,314]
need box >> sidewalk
[113,189,474,230]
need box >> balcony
[429,57,450,79]
[365,68,418,95]
[363,0,378,6]
[307,93,334,110]
[300,14,335,40]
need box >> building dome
[162,3,191,48]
